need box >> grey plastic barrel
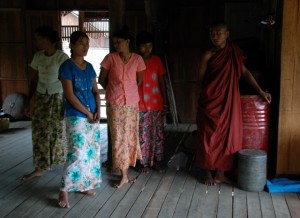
[238,149,267,192]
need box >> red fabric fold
[195,42,245,171]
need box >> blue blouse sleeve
[58,59,73,80]
[87,62,97,79]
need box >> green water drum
[238,149,267,192]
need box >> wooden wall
[277,0,300,175]
[0,1,27,105]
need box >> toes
[58,200,70,208]
[81,190,96,196]
[128,177,136,183]
[114,177,136,189]
[22,171,43,181]
[58,192,69,208]
[140,168,149,174]
[114,183,121,189]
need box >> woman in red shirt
[136,31,168,173]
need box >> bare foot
[58,191,70,208]
[114,176,136,189]
[22,169,43,181]
[80,190,96,196]
[214,171,233,185]
[152,163,166,173]
[202,170,216,186]
[140,167,150,174]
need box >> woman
[136,31,168,173]
[98,27,146,189]
[58,31,102,208]
[22,25,69,180]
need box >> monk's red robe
[195,42,245,171]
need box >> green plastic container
[238,149,267,192]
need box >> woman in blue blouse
[58,31,101,208]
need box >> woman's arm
[92,78,101,122]
[136,71,144,86]
[98,67,109,90]
[24,71,38,117]
[241,63,271,103]
[158,75,168,107]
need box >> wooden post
[79,11,85,31]
[108,0,125,51]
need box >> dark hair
[70,31,89,44]
[69,31,89,55]
[35,25,60,43]
[209,21,229,32]
[113,26,133,41]
[136,31,154,45]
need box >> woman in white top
[22,25,69,180]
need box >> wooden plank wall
[167,2,214,123]
[277,0,300,175]
[0,1,27,105]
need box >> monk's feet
[114,176,136,189]
[22,169,43,181]
[203,170,216,186]
[58,191,70,208]
[214,171,233,185]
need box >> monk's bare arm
[198,51,213,88]
[241,63,271,103]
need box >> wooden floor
[0,121,300,218]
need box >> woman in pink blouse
[98,27,146,188]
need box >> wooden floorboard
[0,121,298,218]
[247,192,262,218]
[187,182,206,218]
[217,184,233,218]
[201,185,220,218]
[158,171,187,218]
[271,193,292,218]
[173,173,197,218]
[233,187,247,218]
[127,171,164,218]
[259,191,276,218]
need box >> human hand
[260,91,272,104]
[92,112,100,123]
[87,112,95,123]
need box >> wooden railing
[61,26,79,41]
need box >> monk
[195,22,271,186]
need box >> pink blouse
[101,52,146,105]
